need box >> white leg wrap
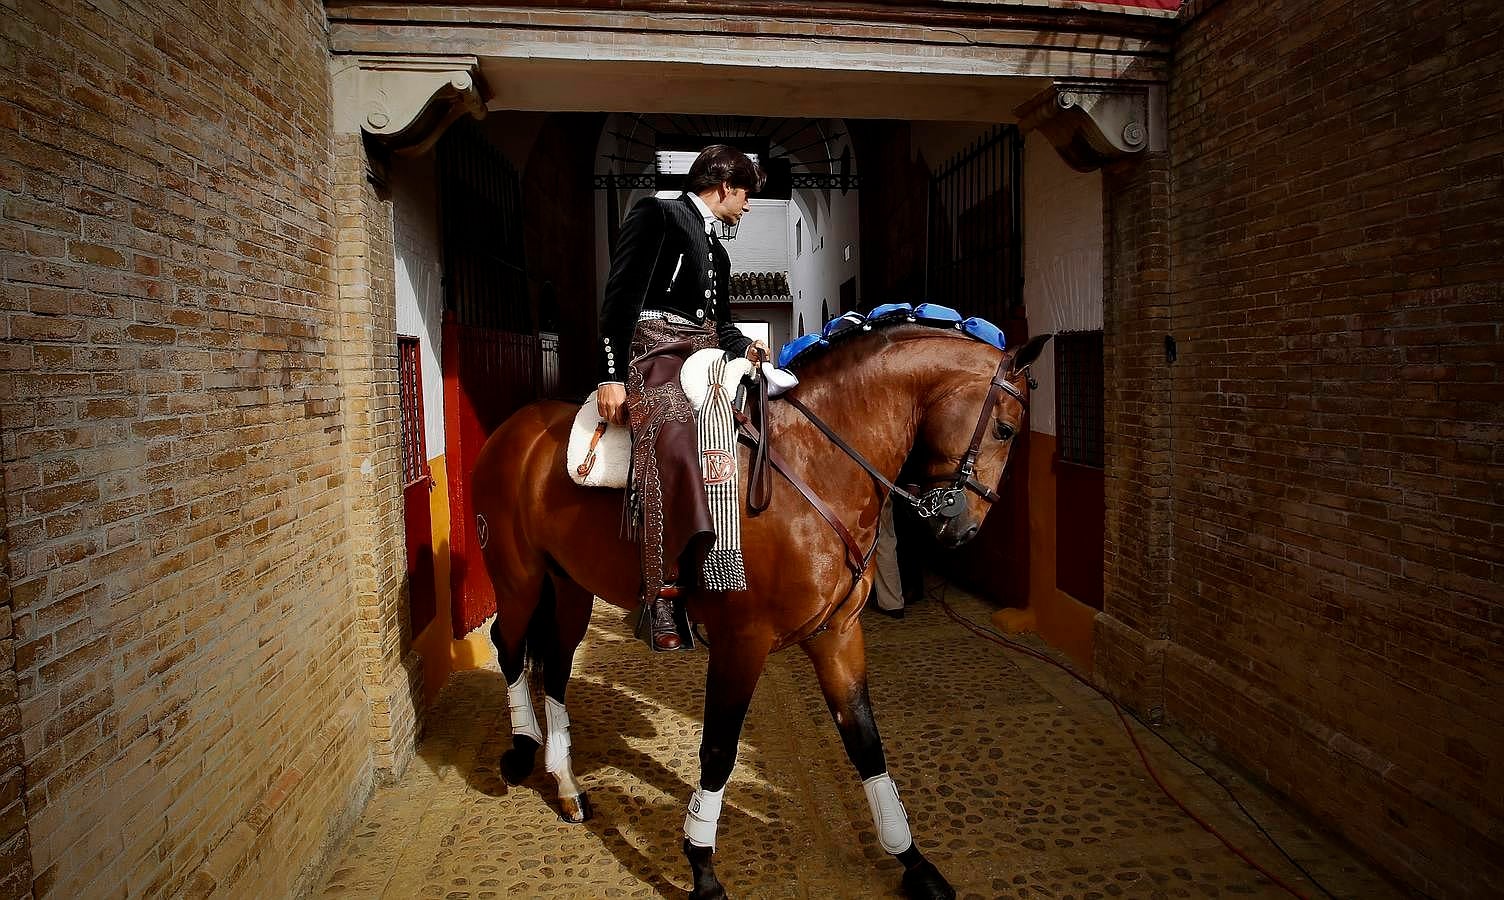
[507,673,543,745]
[544,697,582,798]
[683,786,726,850]
[863,773,913,855]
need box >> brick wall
[0,1,380,895]
[0,488,31,900]
[1095,153,1173,717]
[333,133,420,779]
[1164,0,1503,895]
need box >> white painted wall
[789,191,821,330]
[392,153,448,460]
[788,182,860,337]
[1021,130,1103,437]
[726,198,789,274]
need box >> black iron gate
[923,124,1029,611]
[925,124,1023,320]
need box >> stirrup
[635,592,695,652]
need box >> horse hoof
[558,792,591,824]
[501,738,539,785]
[684,839,727,900]
[900,860,955,900]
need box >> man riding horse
[595,145,770,652]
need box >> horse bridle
[781,353,1028,521]
[910,355,1028,519]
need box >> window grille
[539,331,560,398]
[398,336,427,486]
[1055,331,1103,468]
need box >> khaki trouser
[871,496,905,611]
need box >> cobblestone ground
[318,584,1400,899]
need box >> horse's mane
[782,321,997,384]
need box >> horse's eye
[994,421,1015,442]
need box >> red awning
[1075,0,1181,10]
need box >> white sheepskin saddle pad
[567,349,754,489]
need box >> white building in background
[592,115,860,351]
[719,185,860,351]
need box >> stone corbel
[333,54,487,158]
[1016,79,1165,172]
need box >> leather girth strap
[733,411,869,577]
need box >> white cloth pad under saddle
[566,349,755,489]
[682,348,754,411]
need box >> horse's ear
[1009,333,1052,376]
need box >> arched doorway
[591,113,861,354]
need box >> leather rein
[736,353,1026,579]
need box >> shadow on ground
[320,588,1402,900]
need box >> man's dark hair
[685,145,766,195]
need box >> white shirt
[686,191,719,235]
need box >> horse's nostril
[962,525,979,542]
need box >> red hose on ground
[935,594,1310,900]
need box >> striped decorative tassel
[696,353,747,592]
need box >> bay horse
[471,325,1051,899]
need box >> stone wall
[0,1,378,895]
[1155,0,1504,895]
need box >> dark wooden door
[1054,331,1104,608]
[398,336,437,636]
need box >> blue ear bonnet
[776,303,1009,369]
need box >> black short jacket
[598,194,751,384]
